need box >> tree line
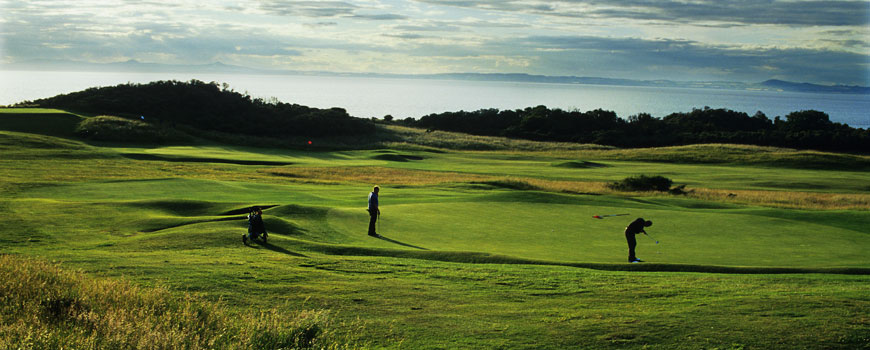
[397,106,869,153]
[25,80,376,138]
[21,80,868,152]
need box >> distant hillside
[760,80,870,94]
[24,80,376,139]
[9,60,867,94]
[426,74,869,94]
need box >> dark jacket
[625,218,646,235]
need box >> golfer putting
[624,217,653,263]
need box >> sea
[2,70,869,129]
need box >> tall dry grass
[382,125,611,152]
[687,188,870,210]
[263,166,493,186]
[0,255,363,350]
[262,166,869,210]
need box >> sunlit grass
[264,166,495,185]
[498,143,870,170]
[688,188,870,210]
[0,254,363,350]
[383,124,612,151]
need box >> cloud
[2,0,867,85]
[258,0,358,17]
[503,35,870,84]
[304,22,339,28]
[257,0,407,20]
[414,0,870,27]
[351,13,409,20]
[393,23,461,32]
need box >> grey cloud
[3,14,305,64]
[506,35,870,85]
[415,0,870,27]
[351,13,409,20]
[393,23,461,32]
[592,0,870,26]
[117,29,305,62]
[257,0,406,21]
[258,0,358,17]
[304,22,339,28]
[383,33,427,39]
[821,39,870,49]
[392,19,527,34]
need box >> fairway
[2,109,869,349]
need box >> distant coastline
[5,60,869,95]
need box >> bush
[607,175,673,192]
[75,115,192,143]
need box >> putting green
[16,176,866,268]
[325,199,869,267]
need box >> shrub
[75,115,192,143]
[607,175,673,192]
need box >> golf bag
[243,209,268,244]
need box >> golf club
[592,213,629,219]
[645,233,659,244]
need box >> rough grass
[264,166,495,185]
[521,143,870,170]
[688,188,870,210]
[382,124,612,151]
[0,110,83,137]
[0,254,359,350]
[261,165,870,210]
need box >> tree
[783,110,832,132]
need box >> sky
[1,0,869,85]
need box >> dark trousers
[626,232,637,262]
[368,210,378,235]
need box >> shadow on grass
[375,235,428,250]
[245,239,308,258]
[121,153,294,166]
[294,239,870,275]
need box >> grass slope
[2,109,869,349]
[0,255,356,350]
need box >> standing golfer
[625,218,652,263]
[367,185,380,237]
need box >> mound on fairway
[371,153,424,162]
[552,160,608,168]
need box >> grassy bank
[0,255,361,350]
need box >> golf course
[1,106,868,349]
